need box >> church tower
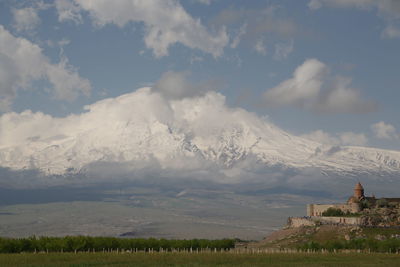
[354,182,364,199]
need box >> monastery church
[308,182,400,217]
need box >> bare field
[0,185,309,240]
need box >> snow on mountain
[1,87,400,178]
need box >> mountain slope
[1,88,400,177]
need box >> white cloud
[302,130,368,146]
[212,6,296,53]
[195,0,213,5]
[230,24,247,49]
[0,25,91,111]
[189,55,204,64]
[58,38,71,47]
[213,7,296,37]
[316,76,375,113]
[57,0,228,58]
[254,39,267,56]
[263,58,327,108]
[263,58,376,113]
[274,40,294,60]
[308,0,323,10]
[55,0,83,24]
[371,121,399,140]
[301,130,340,145]
[153,70,218,100]
[45,56,91,100]
[309,0,400,39]
[309,0,375,10]
[309,0,400,16]
[12,7,41,32]
[339,132,368,146]
[382,24,400,38]
[153,71,204,100]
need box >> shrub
[376,199,389,208]
[322,208,345,217]
[297,238,400,253]
[360,199,371,210]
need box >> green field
[0,252,400,267]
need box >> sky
[0,0,400,151]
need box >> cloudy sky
[1,0,400,150]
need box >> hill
[246,225,400,251]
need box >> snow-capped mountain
[1,88,400,177]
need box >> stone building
[307,182,366,216]
[288,182,400,228]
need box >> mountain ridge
[1,88,400,178]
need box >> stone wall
[316,216,362,225]
[307,203,360,216]
[288,216,362,228]
[288,217,316,227]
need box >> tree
[360,199,371,210]
[322,207,345,216]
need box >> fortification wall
[307,203,360,216]
[288,217,316,227]
[316,216,362,225]
[288,216,362,228]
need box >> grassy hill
[245,225,400,252]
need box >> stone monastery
[308,182,400,217]
[308,182,370,216]
[288,182,400,227]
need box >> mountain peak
[1,89,400,179]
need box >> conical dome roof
[354,182,364,190]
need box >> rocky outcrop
[359,206,400,227]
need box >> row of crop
[0,236,236,253]
[298,238,400,253]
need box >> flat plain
[0,184,309,240]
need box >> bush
[376,199,389,208]
[322,208,345,217]
[360,199,371,210]
[297,238,400,253]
